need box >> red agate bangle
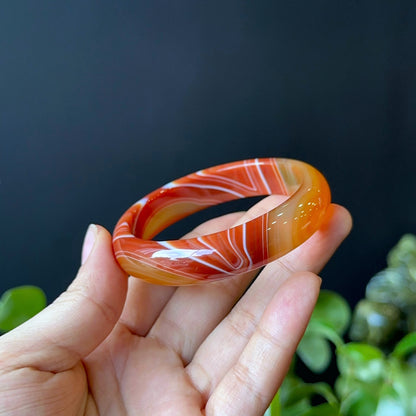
[112,158,331,285]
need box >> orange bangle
[112,158,331,285]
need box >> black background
[1,1,415,307]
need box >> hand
[0,198,352,415]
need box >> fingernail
[81,224,97,265]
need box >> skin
[0,198,352,415]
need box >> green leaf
[0,286,46,332]
[278,374,338,404]
[339,388,379,416]
[406,305,416,332]
[280,399,311,416]
[279,375,304,407]
[297,320,343,373]
[337,343,385,382]
[349,300,401,346]
[281,381,333,407]
[270,376,311,416]
[295,291,348,373]
[297,335,332,373]
[366,234,416,310]
[387,234,416,270]
[311,290,351,336]
[305,320,344,348]
[276,375,339,416]
[388,357,416,413]
[289,383,338,407]
[365,267,416,309]
[375,384,406,416]
[269,390,281,416]
[303,403,340,416]
[391,332,416,359]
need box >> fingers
[205,272,321,415]
[186,204,352,396]
[0,225,128,373]
[119,278,176,336]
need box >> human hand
[0,197,352,415]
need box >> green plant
[0,285,46,333]
[267,234,416,416]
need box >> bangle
[112,158,331,285]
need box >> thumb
[0,225,128,372]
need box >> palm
[85,327,203,414]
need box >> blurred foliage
[0,286,46,333]
[352,234,416,347]
[267,234,416,416]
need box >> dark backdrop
[1,1,415,306]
